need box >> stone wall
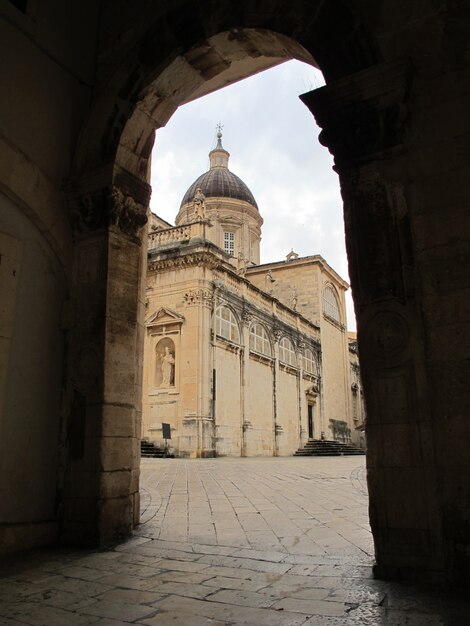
[0,192,67,551]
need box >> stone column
[297,341,306,448]
[63,178,149,546]
[272,329,282,457]
[240,310,252,457]
[301,60,447,581]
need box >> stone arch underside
[64,0,470,586]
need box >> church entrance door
[308,404,314,440]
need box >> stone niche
[145,307,184,438]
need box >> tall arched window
[279,336,297,367]
[303,348,317,375]
[249,323,272,356]
[322,285,341,323]
[216,305,240,343]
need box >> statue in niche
[155,338,176,388]
[161,346,175,386]
[193,187,206,220]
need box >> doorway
[307,403,314,439]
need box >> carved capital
[109,186,148,237]
[68,185,148,237]
[300,60,413,170]
[272,328,283,342]
[241,310,254,327]
[69,188,109,233]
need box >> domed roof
[180,168,258,209]
[180,132,258,210]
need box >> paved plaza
[0,457,468,625]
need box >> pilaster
[62,174,149,546]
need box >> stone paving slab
[0,457,468,625]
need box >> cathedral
[142,132,364,457]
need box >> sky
[149,60,356,331]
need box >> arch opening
[63,6,460,587]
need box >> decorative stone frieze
[148,252,219,272]
[183,288,214,308]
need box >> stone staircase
[140,439,171,458]
[294,439,365,457]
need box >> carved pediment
[146,307,185,328]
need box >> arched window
[322,285,341,323]
[249,323,272,356]
[303,348,317,375]
[216,305,240,343]
[279,336,296,367]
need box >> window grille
[303,349,317,375]
[249,323,272,356]
[322,285,341,323]
[279,336,296,366]
[216,306,240,343]
[224,231,235,256]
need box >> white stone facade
[143,139,363,457]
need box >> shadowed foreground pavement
[0,457,468,625]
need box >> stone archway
[62,1,469,585]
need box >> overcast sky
[150,60,356,331]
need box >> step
[294,439,365,457]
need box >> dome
[180,168,258,209]
[179,131,258,209]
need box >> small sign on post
[162,423,171,457]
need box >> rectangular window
[224,231,235,256]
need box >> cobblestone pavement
[1,457,468,625]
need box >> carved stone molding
[183,289,214,308]
[149,252,219,272]
[300,59,413,170]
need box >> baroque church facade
[142,133,364,457]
